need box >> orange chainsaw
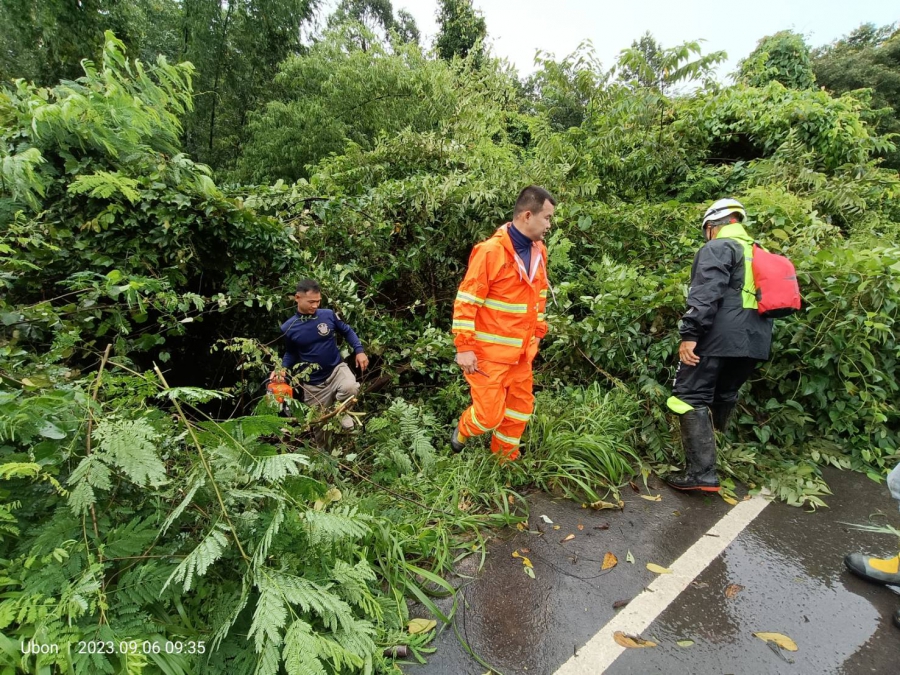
[265,371,293,405]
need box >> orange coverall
[452,224,549,460]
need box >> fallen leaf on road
[646,563,672,574]
[626,550,635,564]
[511,550,533,568]
[612,599,631,609]
[613,632,656,648]
[577,524,584,531]
[589,499,624,511]
[553,525,561,530]
[641,494,662,502]
[725,584,745,599]
[524,566,535,579]
[561,534,575,543]
[753,632,798,651]
[508,494,514,505]
[520,548,530,553]
[629,482,640,493]
[516,522,526,531]
[722,495,738,505]
[601,552,618,570]
[540,514,553,524]
[676,639,695,648]
[408,618,436,634]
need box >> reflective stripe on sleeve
[474,331,523,347]
[456,291,485,306]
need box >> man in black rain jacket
[665,198,773,492]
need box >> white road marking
[554,491,771,675]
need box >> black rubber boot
[666,407,721,492]
[894,608,900,630]
[710,402,736,434]
[449,423,466,453]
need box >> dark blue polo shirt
[280,309,364,385]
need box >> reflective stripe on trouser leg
[491,360,534,461]
[457,361,508,440]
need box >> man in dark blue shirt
[279,279,368,429]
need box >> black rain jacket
[678,233,773,360]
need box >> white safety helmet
[702,198,746,228]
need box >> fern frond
[155,387,230,404]
[331,560,381,620]
[93,418,167,487]
[249,453,309,483]
[161,472,204,534]
[252,504,285,568]
[249,573,288,652]
[253,641,281,675]
[303,507,371,547]
[68,170,140,203]
[164,523,229,592]
[103,517,158,559]
[282,620,328,675]
[266,571,356,634]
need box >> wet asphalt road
[404,468,900,675]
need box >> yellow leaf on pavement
[601,552,618,570]
[553,525,561,530]
[725,583,744,599]
[640,494,662,502]
[646,563,672,574]
[512,550,533,568]
[589,499,624,511]
[613,631,657,648]
[407,618,436,634]
[722,495,738,505]
[753,632,798,651]
[561,534,575,543]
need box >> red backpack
[751,244,801,318]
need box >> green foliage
[812,23,900,169]
[3,16,900,673]
[434,0,487,65]
[738,30,817,90]
[522,385,644,501]
[0,0,180,85]
[237,26,461,183]
[330,0,421,46]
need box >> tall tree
[812,23,900,169]
[0,0,180,84]
[178,0,319,170]
[618,33,725,94]
[328,0,421,48]
[434,0,486,64]
[738,30,817,90]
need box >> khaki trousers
[301,363,360,409]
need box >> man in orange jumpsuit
[449,186,555,461]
